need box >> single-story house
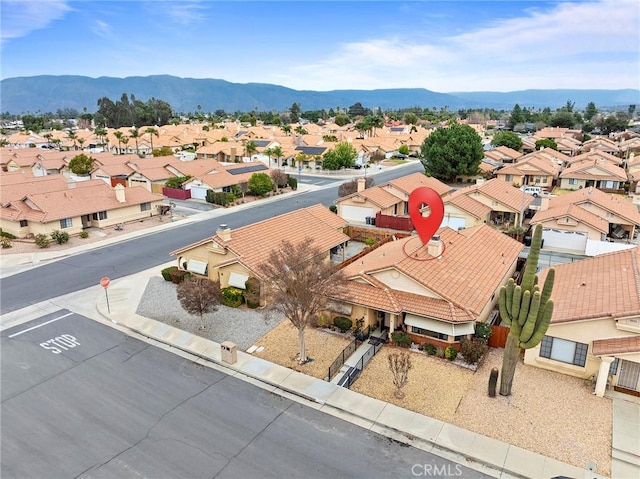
[524,247,640,397]
[169,204,350,304]
[325,225,523,349]
[558,158,628,191]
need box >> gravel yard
[136,277,285,351]
[251,321,353,380]
[352,347,612,476]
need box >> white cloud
[91,20,112,39]
[273,0,639,91]
[164,1,208,26]
[1,0,72,41]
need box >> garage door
[341,205,374,223]
[542,229,588,254]
[189,186,210,200]
[441,216,466,231]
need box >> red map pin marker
[408,187,445,245]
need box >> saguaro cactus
[498,224,555,396]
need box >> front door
[81,214,91,229]
[617,360,640,391]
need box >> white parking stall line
[8,312,74,338]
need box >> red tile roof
[592,336,640,356]
[539,246,640,324]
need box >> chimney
[217,224,231,242]
[475,177,485,185]
[357,177,366,192]
[114,183,126,203]
[427,234,443,258]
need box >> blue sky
[2,0,638,92]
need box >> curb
[93,292,595,479]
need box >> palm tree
[271,145,284,169]
[263,147,273,166]
[77,137,85,150]
[94,127,107,148]
[113,131,124,154]
[281,125,291,136]
[145,127,159,153]
[43,132,53,147]
[120,136,130,154]
[294,126,308,135]
[66,130,78,149]
[245,140,257,161]
[370,115,384,137]
[129,127,140,156]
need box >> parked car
[521,185,542,197]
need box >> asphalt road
[1,311,487,479]
[0,162,423,314]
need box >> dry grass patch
[453,349,612,476]
[351,346,474,422]
[353,347,612,476]
[251,321,352,379]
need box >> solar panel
[227,164,268,175]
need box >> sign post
[100,276,111,313]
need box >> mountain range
[1,75,638,114]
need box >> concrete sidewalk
[77,265,601,479]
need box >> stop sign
[100,276,110,288]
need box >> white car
[521,185,543,197]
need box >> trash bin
[370,217,376,226]
[221,341,237,364]
[524,236,532,246]
[365,216,371,225]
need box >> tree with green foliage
[129,127,140,155]
[22,114,46,133]
[491,131,522,151]
[498,224,555,396]
[535,138,558,150]
[113,131,124,154]
[549,110,577,128]
[322,142,358,170]
[289,102,301,123]
[270,145,284,168]
[419,123,483,182]
[403,112,419,125]
[145,127,158,152]
[334,113,350,127]
[244,140,257,160]
[398,144,410,156]
[68,153,95,175]
[597,114,630,135]
[164,175,191,189]
[248,172,274,196]
[153,146,174,157]
[584,102,597,121]
[507,104,525,129]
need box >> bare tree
[270,169,289,190]
[338,177,375,197]
[176,277,221,329]
[260,238,346,364]
[387,352,413,399]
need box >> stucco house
[529,187,640,254]
[169,204,350,303]
[558,158,628,191]
[0,174,163,238]
[182,162,272,200]
[325,225,523,350]
[524,247,640,397]
[335,172,451,226]
[495,154,560,190]
[442,178,533,231]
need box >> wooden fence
[488,325,510,348]
[375,212,414,231]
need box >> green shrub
[0,229,16,239]
[248,172,274,196]
[1,237,13,248]
[164,175,192,189]
[391,332,411,348]
[364,237,376,246]
[288,176,297,190]
[315,313,330,328]
[161,266,179,281]
[206,190,231,206]
[333,316,353,333]
[221,286,244,307]
[50,230,69,244]
[35,234,50,248]
[422,343,437,355]
[445,346,458,361]
[460,337,488,365]
[169,269,189,284]
[475,322,492,340]
[79,231,89,239]
[243,277,261,309]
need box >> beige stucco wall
[128,173,151,191]
[467,191,514,213]
[558,178,587,190]
[536,218,603,241]
[524,318,639,380]
[443,205,485,228]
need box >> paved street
[1,311,487,479]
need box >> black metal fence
[327,339,359,381]
[338,341,385,389]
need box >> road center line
[8,312,74,338]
